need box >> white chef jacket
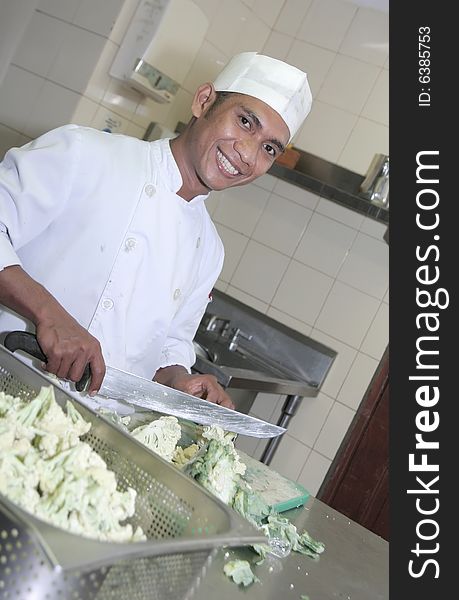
[0,124,224,379]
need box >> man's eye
[240,116,251,129]
[264,144,276,157]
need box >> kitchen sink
[191,292,336,461]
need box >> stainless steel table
[190,496,389,600]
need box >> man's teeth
[217,149,239,175]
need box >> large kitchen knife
[3,331,286,439]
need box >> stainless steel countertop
[193,354,319,396]
[190,496,389,600]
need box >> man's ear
[191,83,217,118]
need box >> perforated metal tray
[0,346,265,599]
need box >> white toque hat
[213,52,312,141]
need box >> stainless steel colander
[0,346,265,599]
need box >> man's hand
[154,365,234,409]
[0,265,105,395]
[36,314,105,395]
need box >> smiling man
[0,52,311,410]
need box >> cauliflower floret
[0,386,145,543]
[130,416,182,462]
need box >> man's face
[186,89,290,193]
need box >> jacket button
[196,237,201,248]
[173,288,181,300]
[144,184,156,196]
[125,237,137,251]
[102,298,114,310]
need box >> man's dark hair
[205,91,235,119]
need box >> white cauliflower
[130,416,182,462]
[0,385,145,543]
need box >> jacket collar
[154,137,209,204]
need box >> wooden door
[317,348,389,541]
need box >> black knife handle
[4,330,47,362]
[3,330,91,392]
[75,365,91,392]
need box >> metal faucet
[228,327,253,352]
[204,315,230,335]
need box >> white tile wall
[271,260,334,325]
[294,100,358,164]
[24,80,80,138]
[0,66,44,133]
[339,7,389,67]
[361,68,389,126]
[250,392,282,422]
[214,223,249,283]
[294,212,358,278]
[273,0,313,37]
[270,434,311,482]
[73,0,124,38]
[315,280,381,348]
[206,0,251,56]
[338,117,389,175]
[0,0,390,496]
[38,0,80,22]
[286,40,336,96]
[182,41,228,96]
[337,232,389,299]
[314,401,355,460]
[316,197,364,229]
[0,124,26,160]
[318,54,380,114]
[262,30,292,61]
[359,215,388,240]
[272,180,320,210]
[288,392,334,448]
[12,12,69,78]
[213,184,270,236]
[252,194,312,256]
[253,174,277,192]
[232,11,270,55]
[252,0,284,28]
[297,0,357,52]
[48,26,107,94]
[360,301,388,360]
[298,450,331,497]
[231,240,290,302]
[337,353,378,410]
[310,329,357,399]
[192,0,224,22]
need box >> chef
[0,52,312,409]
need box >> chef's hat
[213,52,312,141]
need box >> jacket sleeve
[0,125,81,271]
[157,220,224,373]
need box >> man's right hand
[0,265,105,394]
[36,314,105,395]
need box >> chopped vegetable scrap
[183,426,246,505]
[0,387,145,542]
[223,559,259,587]
[97,408,325,589]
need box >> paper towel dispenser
[110,0,208,103]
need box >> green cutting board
[237,450,310,513]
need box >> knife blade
[3,331,286,439]
[94,365,285,438]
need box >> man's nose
[234,138,257,166]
